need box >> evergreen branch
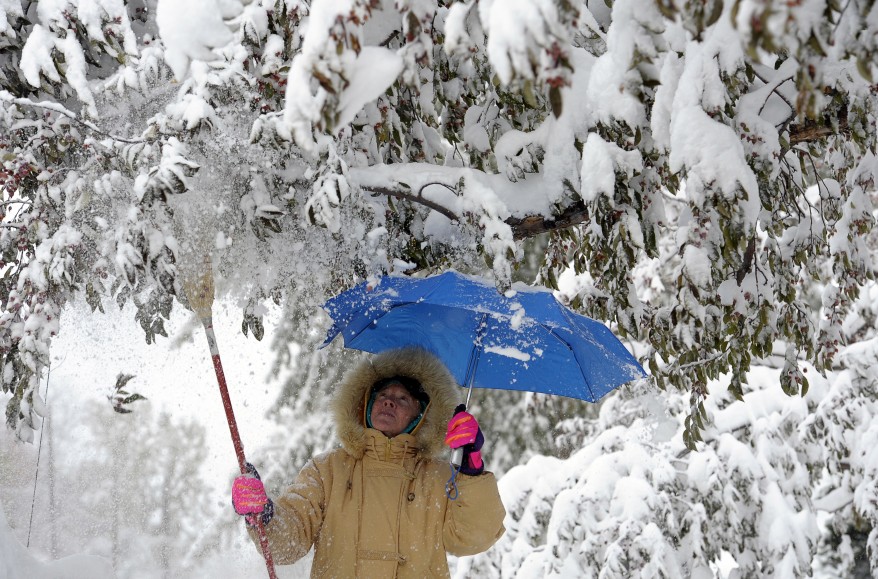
[675,352,726,372]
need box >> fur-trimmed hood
[331,348,460,459]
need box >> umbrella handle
[450,447,464,467]
[446,403,467,499]
[448,402,468,468]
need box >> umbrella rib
[341,302,406,346]
[542,325,598,402]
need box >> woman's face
[370,383,420,437]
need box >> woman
[231,347,506,578]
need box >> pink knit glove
[445,405,485,475]
[232,476,268,515]
[445,409,480,449]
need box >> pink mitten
[445,409,480,449]
[232,476,268,515]
[445,405,485,475]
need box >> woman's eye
[377,393,412,407]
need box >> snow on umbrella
[321,270,646,404]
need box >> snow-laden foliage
[0,0,876,446]
[459,357,878,578]
[2,0,875,443]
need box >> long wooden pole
[183,259,278,579]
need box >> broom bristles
[182,255,215,320]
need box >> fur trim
[331,348,461,459]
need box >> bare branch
[508,202,589,240]
[750,63,796,119]
[787,108,849,145]
[364,181,590,240]
[362,184,459,222]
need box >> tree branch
[507,202,589,240]
[363,181,590,240]
[363,108,841,242]
[363,184,459,222]
[787,108,849,145]
[361,103,848,242]
[0,92,146,145]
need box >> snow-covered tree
[56,402,214,577]
[2,0,876,444]
[460,356,878,578]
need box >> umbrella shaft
[463,381,474,407]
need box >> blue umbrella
[321,270,646,403]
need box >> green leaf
[252,317,265,341]
[705,0,723,27]
[856,57,873,83]
[86,282,104,313]
[115,373,136,391]
[523,80,538,108]
[121,393,147,404]
[549,86,563,118]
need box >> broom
[182,256,278,579]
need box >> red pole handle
[204,322,278,579]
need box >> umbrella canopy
[321,271,646,403]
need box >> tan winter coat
[250,348,506,578]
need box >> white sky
[1,298,296,577]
